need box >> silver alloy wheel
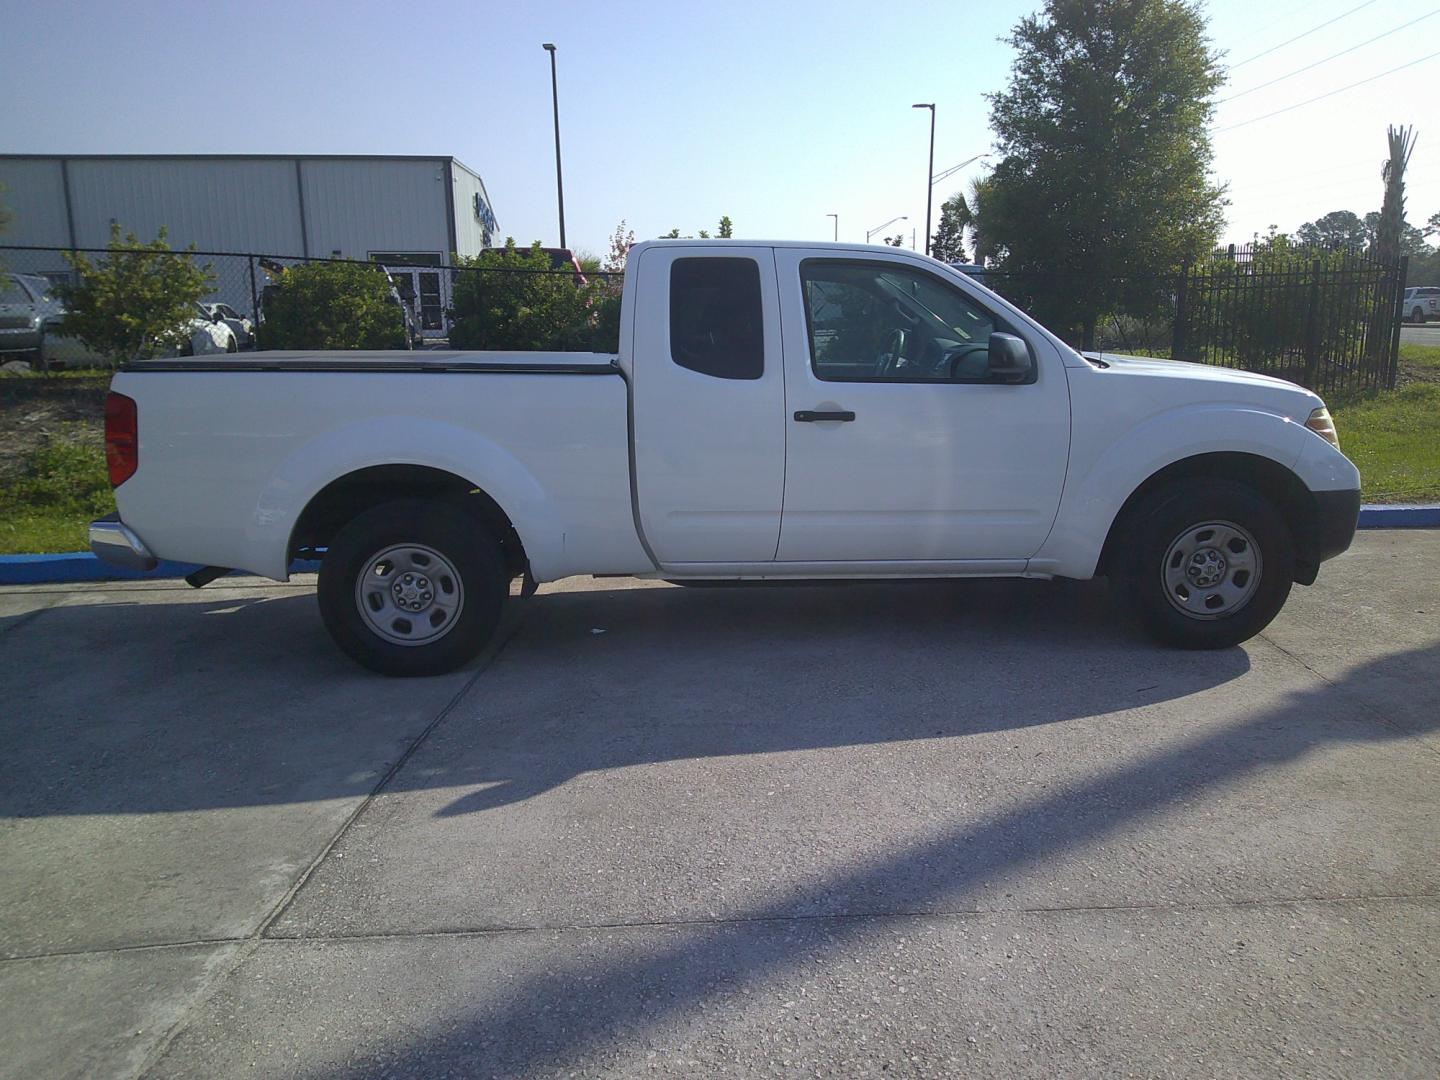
[1161,519,1262,620]
[354,543,464,646]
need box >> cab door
[774,251,1070,563]
[629,245,786,565]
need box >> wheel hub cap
[1186,548,1228,588]
[1161,520,1262,621]
[355,544,464,647]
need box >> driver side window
[800,259,1000,383]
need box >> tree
[718,215,734,239]
[1372,125,1416,267]
[882,235,905,247]
[1361,211,1427,257]
[1296,210,1368,251]
[984,0,1226,347]
[930,193,971,263]
[258,260,406,350]
[1425,211,1440,240]
[604,220,636,271]
[450,239,612,352]
[55,224,214,366]
[661,228,682,239]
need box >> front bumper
[1312,489,1361,564]
[89,514,158,572]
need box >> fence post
[1303,258,1322,389]
[247,255,261,333]
[1172,259,1190,361]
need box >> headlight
[1305,406,1339,450]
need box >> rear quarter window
[669,257,764,380]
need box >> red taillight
[104,392,138,488]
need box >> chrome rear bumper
[89,515,158,571]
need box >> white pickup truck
[90,241,1360,675]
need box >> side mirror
[987,332,1033,383]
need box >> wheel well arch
[1098,452,1324,585]
[288,464,528,579]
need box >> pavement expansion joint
[257,890,1440,946]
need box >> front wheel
[318,499,507,676]
[1114,480,1294,650]
[1415,307,1427,325]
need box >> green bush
[450,240,617,353]
[1,428,112,518]
[258,261,406,350]
[56,224,214,366]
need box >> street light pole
[826,213,838,241]
[542,43,566,250]
[912,103,935,256]
[866,216,907,243]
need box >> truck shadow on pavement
[296,638,1440,1080]
[0,577,1248,820]
[428,577,1253,815]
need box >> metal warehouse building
[0,154,500,337]
[0,153,498,262]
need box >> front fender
[247,416,560,579]
[1033,404,1311,579]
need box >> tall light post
[866,216,907,243]
[912,103,935,256]
[826,213,838,241]
[542,43,566,250]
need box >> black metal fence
[1,243,1406,393]
[980,246,1407,394]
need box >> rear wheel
[318,499,507,676]
[1114,480,1294,649]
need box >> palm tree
[1373,125,1416,266]
[966,175,999,266]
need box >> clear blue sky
[1,0,1434,256]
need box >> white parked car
[169,302,238,356]
[1403,286,1439,324]
[90,240,1360,675]
[204,303,256,348]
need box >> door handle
[794,410,856,422]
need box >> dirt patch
[0,374,109,485]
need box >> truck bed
[110,350,649,582]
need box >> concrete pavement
[2,533,1437,1078]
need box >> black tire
[1113,479,1294,650]
[1415,307,1427,325]
[317,499,507,676]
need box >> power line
[1221,10,1440,102]
[1227,0,1381,70]
[1215,50,1440,132]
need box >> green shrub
[258,261,406,350]
[1,428,112,515]
[450,240,617,352]
[56,224,214,366]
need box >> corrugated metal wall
[449,161,498,258]
[0,156,481,261]
[65,158,305,253]
[299,158,450,261]
[0,158,72,246]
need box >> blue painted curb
[0,554,322,586]
[1,506,1436,586]
[1357,505,1440,529]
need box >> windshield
[1,276,34,304]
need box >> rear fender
[248,416,557,579]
